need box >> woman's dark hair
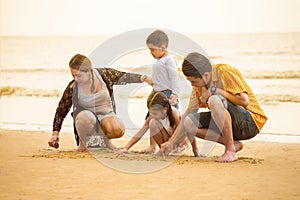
[69,54,95,93]
[182,52,212,78]
[146,30,169,48]
[147,91,176,128]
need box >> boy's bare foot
[215,150,238,162]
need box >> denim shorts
[160,89,179,110]
[97,112,116,122]
[188,98,259,140]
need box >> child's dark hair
[147,91,176,128]
[146,30,169,48]
[182,52,212,78]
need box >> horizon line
[1,31,300,37]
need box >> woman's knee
[75,110,96,130]
[102,117,125,138]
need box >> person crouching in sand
[117,91,190,155]
[48,54,152,151]
[159,52,267,162]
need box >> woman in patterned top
[48,54,152,151]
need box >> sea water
[1,33,300,143]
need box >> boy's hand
[170,94,178,106]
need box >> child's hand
[115,148,128,155]
[170,94,178,106]
[156,141,173,158]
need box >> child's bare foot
[141,146,156,153]
[215,150,238,162]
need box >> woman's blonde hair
[69,54,95,93]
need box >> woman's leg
[75,110,97,152]
[100,116,125,149]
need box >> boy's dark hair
[146,30,169,47]
[182,52,212,78]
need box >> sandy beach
[0,129,299,200]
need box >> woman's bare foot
[215,150,238,162]
[77,145,87,152]
[105,139,117,150]
[77,140,87,152]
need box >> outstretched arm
[117,118,150,154]
[100,68,152,85]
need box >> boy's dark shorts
[188,97,259,140]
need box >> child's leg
[149,119,170,148]
[141,117,156,153]
[141,136,156,153]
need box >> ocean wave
[243,70,300,79]
[2,67,300,79]
[0,67,68,73]
[256,94,300,103]
[2,86,300,103]
[0,86,62,97]
[241,50,300,56]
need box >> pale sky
[0,0,299,36]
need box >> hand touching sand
[48,131,59,148]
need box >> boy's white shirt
[152,55,180,96]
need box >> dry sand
[0,129,299,200]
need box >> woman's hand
[48,131,59,148]
[141,75,153,86]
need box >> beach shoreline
[0,129,299,199]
